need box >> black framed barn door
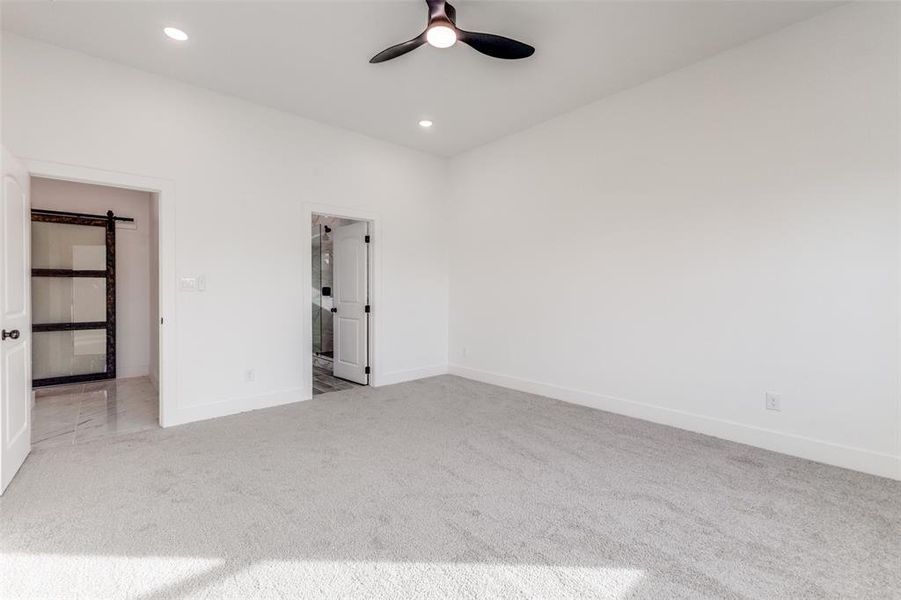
[31,210,117,387]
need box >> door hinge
[160,317,164,325]
[364,305,371,313]
[365,366,371,375]
[364,235,370,243]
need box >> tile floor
[313,364,362,395]
[32,376,159,450]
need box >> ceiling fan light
[426,25,457,49]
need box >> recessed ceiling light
[418,120,433,128]
[164,27,189,42]
[425,25,457,49]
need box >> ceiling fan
[370,0,535,63]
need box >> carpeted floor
[1,375,898,599]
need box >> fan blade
[458,30,534,60]
[445,2,456,24]
[369,33,427,63]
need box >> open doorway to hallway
[311,213,371,396]
[29,177,160,448]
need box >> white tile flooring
[32,376,159,450]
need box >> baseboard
[160,366,449,428]
[448,365,901,481]
[374,364,448,387]
[161,386,311,428]
[117,364,150,379]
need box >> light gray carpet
[1,375,898,599]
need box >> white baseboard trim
[162,366,449,428]
[374,364,448,387]
[449,365,901,481]
[117,364,150,379]
[161,363,450,428]
[162,386,311,428]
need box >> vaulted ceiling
[1,1,839,156]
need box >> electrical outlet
[245,369,256,382]
[765,392,781,412]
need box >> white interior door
[332,221,369,385]
[0,147,32,494]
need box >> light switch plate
[179,276,206,292]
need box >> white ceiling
[1,1,839,156]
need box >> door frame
[303,204,379,399]
[21,159,177,427]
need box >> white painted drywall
[448,4,901,479]
[31,177,152,379]
[1,33,449,424]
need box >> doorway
[311,213,370,395]
[29,177,160,448]
[2,151,175,494]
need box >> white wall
[2,33,449,425]
[448,4,901,479]
[31,177,152,379]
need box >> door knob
[2,329,20,341]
